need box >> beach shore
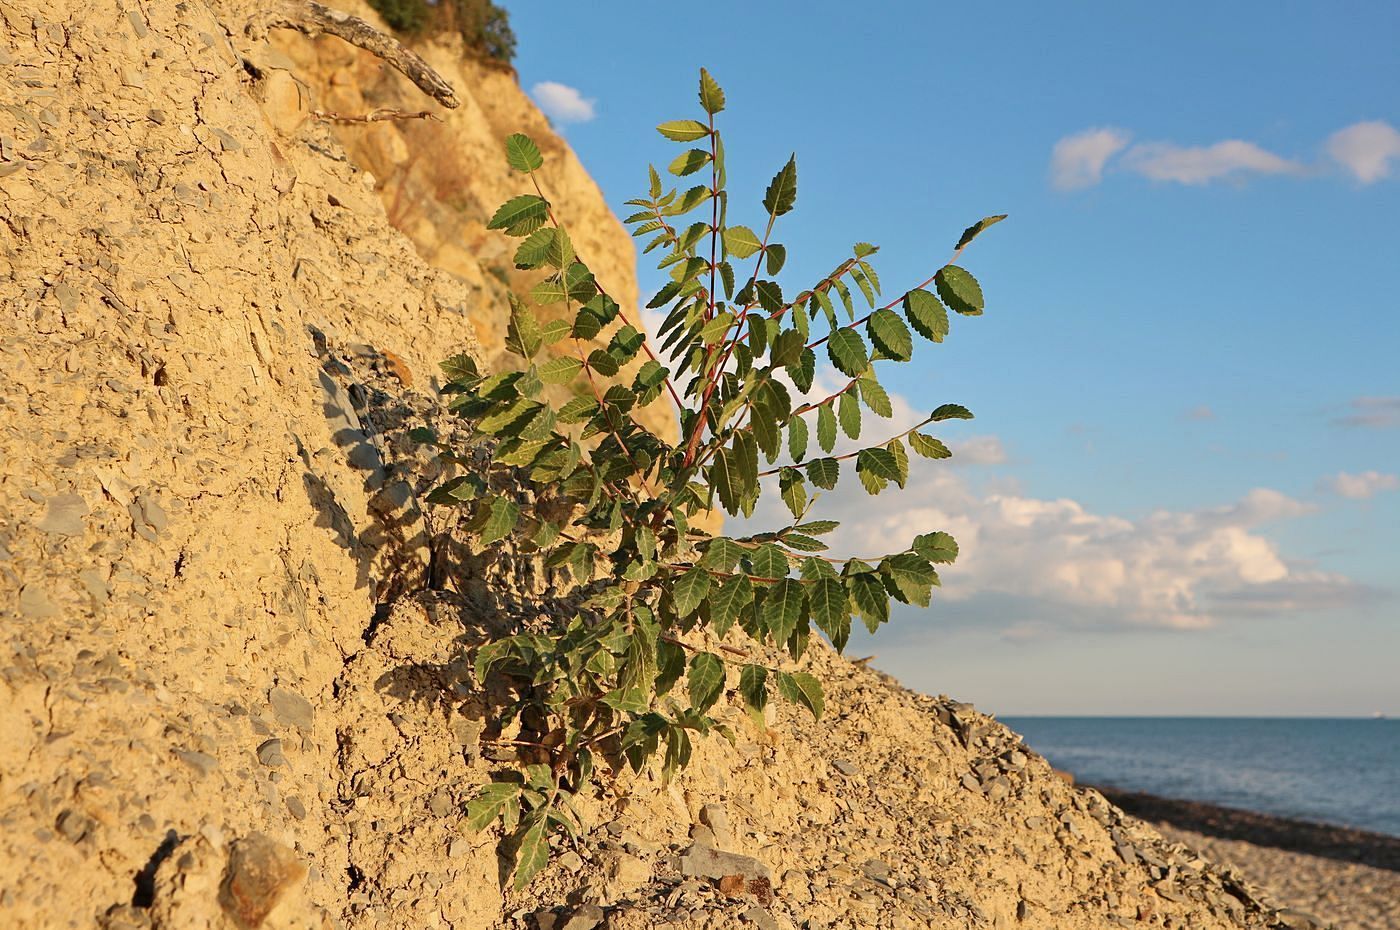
[1096,788,1400,930]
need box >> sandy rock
[220,833,307,929]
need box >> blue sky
[502,1,1399,715]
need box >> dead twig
[311,107,440,124]
[253,1,459,109]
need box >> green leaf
[699,68,726,114]
[440,353,479,382]
[867,308,913,361]
[754,280,783,315]
[954,214,1007,251]
[908,431,951,459]
[806,457,839,490]
[762,578,805,645]
[514,816,550,890]
[903,289,949,343]
[790,347,816,393]
[777,670,825,719]
[665,184,711,217]
[837,391,861,440]
[487,194,548,237]
[817,405,837,453]
[913,530,959,564]
[765,244,787,276]
[808,577,851,652]
[537,356,583,384]
[505,133,543,172]
[885,552,937,605]
[672,567,712,617]
[779,467,806,518]
[699,312,735,345]
[699,537,745,572]
[857,376,893,418]
[827,329,868,377]
[763,155,798,217]
[750,543,789,581]
[658,119,711,142]
[855,448,899,495]
[464,782,520,833]
[848,572,889,632]
[935,265,984,316]
[480,496,519,544]
[506,296,543,359]
[514,227,555,269]
[930,403,974,422]
[687,652,726,713]
[655,638,686,696]
[669,148,711,176]
[787,415,809,463]
[587,348,620,377]
[738,664,768,713]
[710,574,753,637]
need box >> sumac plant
[421,69,1004,887]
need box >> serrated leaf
[672,567,712,617]
[699,537,745,572]
[903,289,949,343]
[505,133,543,172]
[487,194,548,237]
[935,265,984,315]
[480,496,519,544]
[847,572,889,633]
[930,403,974,422]
[837,391,861,440]
[699,312,735,345]
[710,573,753,637]
[827,329,868,377]
[887,437,910,488]
[665,184,711,217]
[537,356,583,384]
[806,457,839,490]
[514,227,555,269]
[440,353,479,382]
[779,467,806,519]
[763,155,798,217]
[698,68,726,114]
[669,148,711,176]
[777,670,825,719]
[762,578,805,645]
[739,664,768,713]
[787,415,809,463]
[858,376,893,418]
[817,405,837,453]
[765,244,787,276]
[657,119,711,142]
[750,543,789,581]
[908,431,951,459]
[513,816,550,890]
[867,308,913,361]
[754,280,783,315]
[506,296,543,359]
[955,214,1007,251]
[914,530,959,563]
[464,782,520,833]
[808,577,850,651]
[791,347,815,393]
[687,652,726,713]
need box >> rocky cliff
[0,3,1300,929]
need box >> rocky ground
[0,2,1351,929]
[1100,790,1400,930]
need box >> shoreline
[1091,785,1400,873]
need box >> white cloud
[531,81,596,124]
[1333,396,1400,429]
[1322,470,1400,500]
[1050,128,1131,190]
[1122,139,1303,185]
[950,435,1007,466]
[1327,121,1400,184]
[1185,405,1215,421]
[738,383,1358,636]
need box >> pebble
[680,843,772,882]
[256,738,286,767]
[559,902,604,930]
[37,492,87,536]
[268,686,314,731]
[219,833,306,928]
[831,759,858,776]
[174,749,219,777]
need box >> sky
[500,1,1399,716]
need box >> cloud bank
[531,81,596,124]
[1051,120,1400,189]
[1333,396,1400,430]
[1322,470,1400,500]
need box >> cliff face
[0,4,1293,930]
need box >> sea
[1001,717,1400,838]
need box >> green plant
[419,70,1004,888]
[367,0,516,64]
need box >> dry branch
[254,1,459,109]
[311,108,440,124]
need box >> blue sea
[1002,717,1400,838]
